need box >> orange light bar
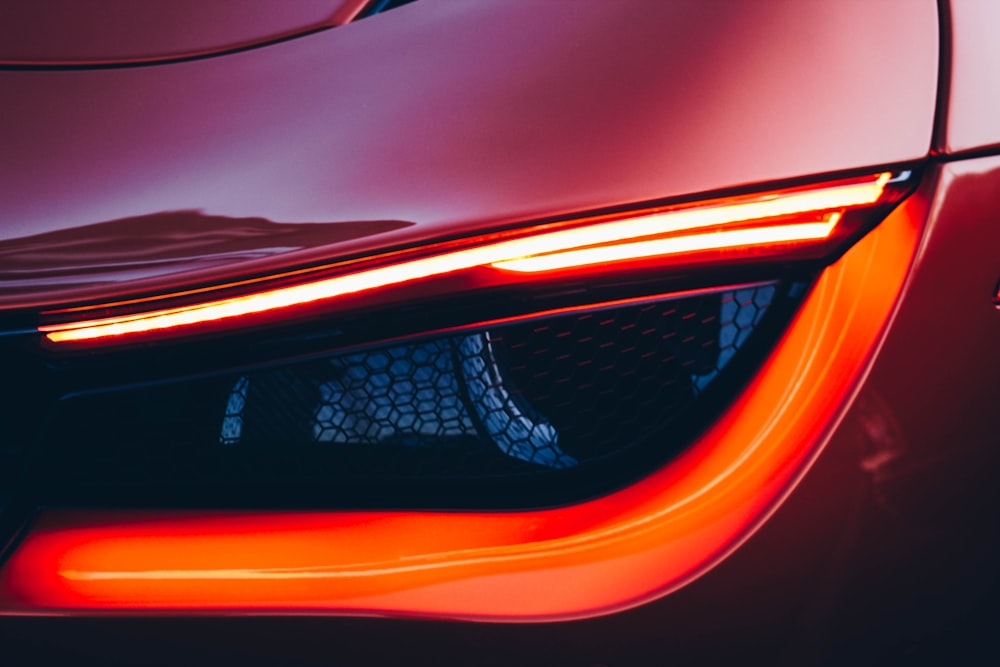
[0,189,922,618]
[493,214,841,273]
[39,173,891,344]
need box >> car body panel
[0,0,938,309]
[939,0,1000,154]
[0,0,367,66]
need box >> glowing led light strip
[40,173,890,343]
[493,215,840,273]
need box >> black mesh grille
[493,285,776,462]
[24,281,799,507]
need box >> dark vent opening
[13,280,803,509]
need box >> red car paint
[0,0,937,309]
[1,0,999,663]
[938,0,1000,154]
[0,0,369,66]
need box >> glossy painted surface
[0,0,938,309]
[939,0,1000,154]
[0,1,367,66]
[0,212,412,299]
[0,186,924,617]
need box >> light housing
[0,168,922,619]
[0,182,925,617]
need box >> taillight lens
[0,169,915,508]
[0,168,923,617]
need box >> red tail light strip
[39,173,892,345]
[0,187,923,618]
[493,214,841,273]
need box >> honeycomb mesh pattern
[693,285,776,392]
[220,283,780,471]
[312,339,477,445]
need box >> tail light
[0,169,920,617]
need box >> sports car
[1,0,998,664]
